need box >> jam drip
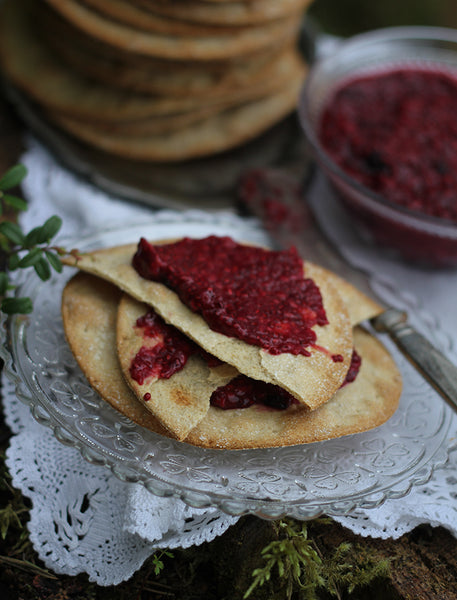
[133,236,328,356]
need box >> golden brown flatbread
[62,239,354,409]
[61,272,401,449]
[51,79,305,161]
[61,272,168,434]
[42,0,301,60]
[42,32,302,99]
[187,326,401,449]
[132,0,313,26]
[0,2,304,123]
[80,0,279,35]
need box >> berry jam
[210,348,361,410]
[319,68,457,221]
[129,309,198,384]
[210,375,300,410]
[133,236,327,356]
[340,349,361,387]
[130,309,361,410]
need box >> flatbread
[42,0,301,60]
[62,238,354,409]
[42,31,301,98]
[50,79,305,161]
[80,0,280,35]
[58,107,223,137]
[37,0,289,70]
[61,272,401,449]
[187,326,401,448]
[0,2,304,123]
[132,0,313,26]
[116,293,237,439]
[61,272,168,435]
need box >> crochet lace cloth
[3,138,457,585]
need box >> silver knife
[238,167,457,412]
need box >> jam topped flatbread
[61,271,401,449]
[63,237,354,409]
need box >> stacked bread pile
[61,237,402,450]
[0,0,313,163]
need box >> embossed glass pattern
[1,213,454,519]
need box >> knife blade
[238,167,457,413]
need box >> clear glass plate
[1,212,454,520]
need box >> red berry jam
[130,308,361,410]
[130,310,198,384]
[210,348,361,409]
[319,68,457,221]
[133,236,327,356]
[210,375,300,410]
[340,349,361,387]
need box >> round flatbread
[61,272,168,435]
[132,0,313,26]
[50,80,304,161]
[42,30,300,98]
[0,2,304,122]
[187,326,401,448]
[61,273,401,449]
[80,0,275,35]
[42,0,301,60]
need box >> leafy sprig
[0,164,66,315]
[244,518,391,600]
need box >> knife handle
[372,308,457,412]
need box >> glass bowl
[299,26,457,268]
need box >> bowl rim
[298,25,457,233]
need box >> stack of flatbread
[0,0,313,162]
[61,237,402,450]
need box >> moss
[242,519,392,600]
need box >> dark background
[309,0,457,37]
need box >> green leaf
[0,164,27,191]
[18,247,42,268]
[3,193,28,212]
[0,221,25,246]
[0,272,9,296]
[24,216,62,247]
[8,252,20,271]
[44,250,63,273]
[34,257,51,281]
[40,215,62,242]
[24,226,43,248]
[1,296,33,315]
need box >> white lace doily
[2,138,239,586]
[3,137,457,585]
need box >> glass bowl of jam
[298,26,457,268]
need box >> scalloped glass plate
[1,212,454,520]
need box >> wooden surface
[1,90,457,600]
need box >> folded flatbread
[62,240,355,409]
[116,293,237,439]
